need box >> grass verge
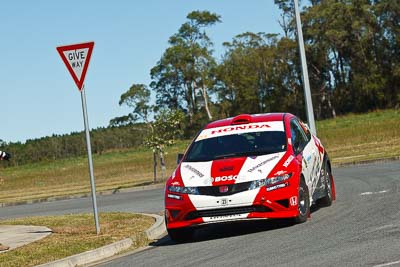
[317,109,400,165]
[0,212,154,267]
[0,109,399,204]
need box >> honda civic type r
[165,113,336,241]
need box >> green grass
[0,109,399,204]
[0,140,189,204]
[317,109,400,165]
[0,212,154,267]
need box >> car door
[290,119,317,196]
[299,121,324,194]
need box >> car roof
[204,113,293,129]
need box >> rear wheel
[294,178,310,224]
[319,160,333,207]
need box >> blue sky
[0,0,284,143]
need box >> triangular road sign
[57,42,94,91]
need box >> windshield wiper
[213,149,284,160]
[248,150,278,156]
[185,158,212,162]
[213,152,249,160]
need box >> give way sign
[56,42,94,91]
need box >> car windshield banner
[196,121,284,142]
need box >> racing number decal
[217,198,230,206]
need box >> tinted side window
[290,119,308,154]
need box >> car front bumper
[165,182,300,229]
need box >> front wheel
[319,160,333,207]
[294,178,310,224]
[167,227,195,243]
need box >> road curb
[143,213,166,240]
[333,156,400,167]
[36,238,133,267]
[35,213,165,267]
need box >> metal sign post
[56,42,100,234]
[80,85,100,234]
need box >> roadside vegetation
[0,141,188,204]
[0,212,154,267]
[0,109,398,205]
[317,109,400,165]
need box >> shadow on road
[151,203,329,247]
[150,218,295,247]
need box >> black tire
[167,227,195,243]
[319,160,333,207]
[294,178,310,224]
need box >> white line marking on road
[374,224,395,231]
[374,259,400,267]
[360,190,388,196]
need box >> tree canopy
[145,3,399,130]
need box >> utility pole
[294,0,317,134]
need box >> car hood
[179,152,286,187]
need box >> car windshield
[185,131,287,162]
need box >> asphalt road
[1,161,400,266]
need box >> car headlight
[168,185,199,195]
[266,173,292,186]
[249,179,268,190]
[248,173,293,190]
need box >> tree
[216,32,305,118]
[275,0,297,38]
[144,109,184,182]
[150,10,221,128]
[109,84,152,126]
[372,0,400,108]
[110,83,184,182]
[273,0,400,117]
[299,0,399,115]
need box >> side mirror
[300,121,312,138]
[177,153,184,165]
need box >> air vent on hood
[231,114,252,125]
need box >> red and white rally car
[165,113,336,241]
